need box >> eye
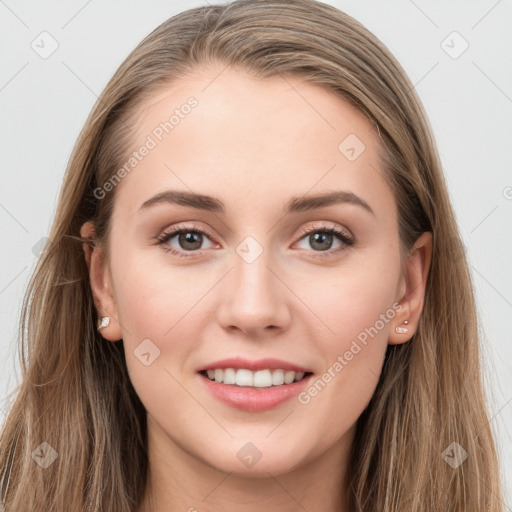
[293,222,354,256]
[156,221,355,259]
[156,223,217,258]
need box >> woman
[0,0,504,510]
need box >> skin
[81,65,431,512]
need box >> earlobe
[395,320,409,334]
[389,231,432,345]
[80,221,123,342]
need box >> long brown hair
[0,1,503,510]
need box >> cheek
[109,252,202,413]
[110,246,196,337]
[302,247,401,346]
[108,246,213,387]
[298,248,400,421]
[295,309,393,453]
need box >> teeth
[203,368,308,387]
[272,370,285,386]
[284,371,296,384]
[223,368,236,385]
[236,369,254,386]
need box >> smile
[200,368,312,387]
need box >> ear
[389,231,432,345]
[80,221,123,342]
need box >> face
[84,65,426,478]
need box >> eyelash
[155,222,355,259]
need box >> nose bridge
[215,234,290,333]
[235,242,275,300]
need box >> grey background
[1,0,511,507]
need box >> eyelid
[156,220,354,258]
[294,221,354,243]
[155,222,219,247]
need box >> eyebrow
[138,190,375,216]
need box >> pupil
[180,232,202,250]
[311,233,332,251]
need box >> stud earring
[98,316,110,330]
[395,320,409,333]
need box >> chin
[201,438,308,477]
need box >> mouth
[198,368,314,412]
[196,357,315,411]
[199,368,314,388]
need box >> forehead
[114,65,394,219]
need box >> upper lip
[199,357,312,373]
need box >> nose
[215,247,291,337]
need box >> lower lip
[199,372,313,412]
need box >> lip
[198,357,312,373]
[199,372,313,412]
